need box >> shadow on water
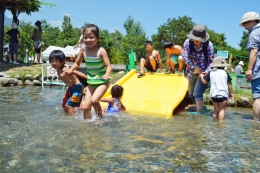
[0,86,260,172]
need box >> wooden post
[229,54,233,72]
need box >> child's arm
[156,51,162,72]
[100,98,114,103]
[228,82,233,98]
[165,53,170,72]
[120,101,126,111]
[227,72,233,98]
[74,35,83,48]
[71,70,88,80]
[100,47,112,79]
[60,48,84,76]
[201,72,210,84]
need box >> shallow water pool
[0,86,260,172]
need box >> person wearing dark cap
[239,12,260,121]
[4,21,20,64]
[32,20,44,63]
[182,24,215,112]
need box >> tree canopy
[3,13,249,67]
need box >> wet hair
[111,85,124,99]
[35,20,42,32]
[83,24,100,46]
[144,40,153,46]
[163,41,174,49]
[49,50,66,62]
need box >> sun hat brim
[187,30,210,42]
[211,63,230,68]
[239,17,260,26]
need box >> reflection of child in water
[100,85,126,114]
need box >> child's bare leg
[178,59,184,75]
[253,98,260,121]
[169,61,175,73]
[218,101,227,120]
[63,107,69,114]
[66,106,75,115]
[83,86,93,120]
[102,106,106,114]
[149,56,156,71]
[212,101,219,118]
[140,58,146,74]
[90,83,109,118]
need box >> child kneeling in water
[100,85,126,114]
[49,50,88,115]
[201,56,233,120]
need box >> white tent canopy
[41,45,80,62]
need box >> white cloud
[63,11,70,17]
[50,20,62,29]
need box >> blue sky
[5,0,260,48]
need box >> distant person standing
[234,61,244,75]
[239,12,260,121]
[32,20,44,64]
[4,21,20,64]
[74,27,85,48]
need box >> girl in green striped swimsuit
[62,24,112,120]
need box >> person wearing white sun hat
[234,61,244,75]
[239,12,260,121]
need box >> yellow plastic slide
[101,69,188,118]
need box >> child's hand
[229,93,233,99]
[102,75,113,80]
[78,103,84,110]
[194,66,202,74]
[60,69,72,77]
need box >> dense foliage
[4,14,249,67]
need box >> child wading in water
[100,85,126,114]
[201,56,233,120]
[62,24,112,120]
[49,50,88,115]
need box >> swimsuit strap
[114,98,121,110]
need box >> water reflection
[0,86,260,172]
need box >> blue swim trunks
[63,83,83,107]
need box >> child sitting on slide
[163,41,184,75]
[100,85,126,114]
[49,50,88,115]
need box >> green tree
[56,15,78,47]
[207,29,228,51]
[41,19,60,47]
[109,30,123,64]
[120,16,147,63]
[239,31,249,51]
[17,21,35,59]
[152,16,194,52]
[5,0,55,26]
